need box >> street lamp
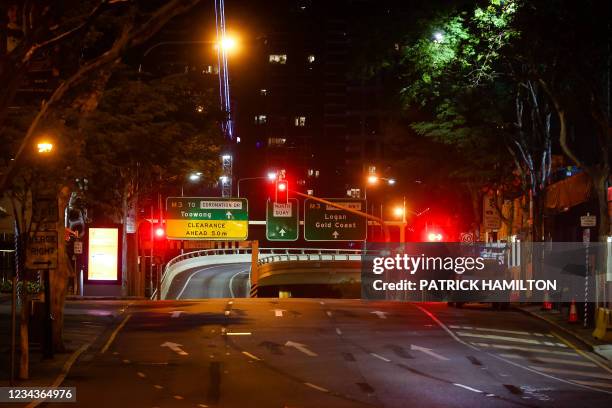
[182,172,202,196]
[237,171,278,197]
[433,31,445,43]
[37,141,53,154]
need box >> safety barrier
[155,247,365,299]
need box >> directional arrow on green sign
[266,199,299,241]
[304,198,367,241]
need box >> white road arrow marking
[170,311,184,318]
[161,342,188,356]
[273,309,285,317]
[371,311,388,319]
[279,229,286,236]
[411,344,449,361]
[332,231,339,239]
[226,211,232,219]
[285,341,318,357]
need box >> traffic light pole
[293,191,390,242]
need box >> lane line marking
[336,328,342,336]
[414,306,478,351]
[173,395,184,400]
[224,310,230,316]
[550,332,612,375]
[471,342,575,356]
[225,332,252,336]
[154,385,163,390]
[499,354,597,367]
[304,382,329,392]
[101,314,131,353]
[457,331,565,347]
[228,301,233,305]
[528,365,612,380]
[453,383,483,393]
[176,265,223,300]
[242,351,261,361]
[229,269,249,298]
[137,372,146,378]
[326,311,333,317]
[370,353,391,362]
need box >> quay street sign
[304,198,367,241]
[166,197,248,240]
[266,199,299,241]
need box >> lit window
[307,54,315,63]
[307,169,319,178]
[196,105,204,113]
[269,54,287,64]
[260,89,268,96]
[294,116,306,127]
[268,137,286,146]
[254,115,267,124]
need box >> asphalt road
[165,263,251,299]
[45,300,612,408]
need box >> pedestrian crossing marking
[572,380,612,389]
[471,343,576,356]
[499,354,597,367]
[528,366,612,380]
[457,331,566,347]
[449,325,553,337]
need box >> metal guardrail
[155,247,365,299]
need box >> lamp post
[237,172,277,197]
[181,172,202,197]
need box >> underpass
[159,247,363,300]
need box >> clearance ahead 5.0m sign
[166,197,248,240]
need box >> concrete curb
[514,305,611,363]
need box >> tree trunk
[51,186,71,352]
[18,293,30,380]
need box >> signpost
[166,197,249,240]
[26,231,58,269]
[304,198,367,241]
[580,213,596,227]
[266,199,299,241]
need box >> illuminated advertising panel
[87,227,119,281]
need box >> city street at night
[1,0,611,407]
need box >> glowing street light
[367,175,379,184]
[393,206,404,218]
[37,141,53,154]
[219,35,237,52]
[189,173,201,182]
[267,171,278,181]
[433,31,445,43]
[388,178,396,185]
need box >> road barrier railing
[156,247,366,299]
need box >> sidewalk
[0,301,122,390]
[516,304,612,363]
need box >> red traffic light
[427,232,443,242]
[277,181,287,191]
[275,179,288,203]
[154,226,165,238]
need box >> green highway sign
[266,199,299,241]
[304,198,367,241]
[166,197,248,240]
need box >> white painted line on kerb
[453,383,483,393]
[101,314,131,353]
[370,353,391,362]
[304,382,329,392]
[242,351,261,361]
[471,342,575,356]
[449,325,531,336]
